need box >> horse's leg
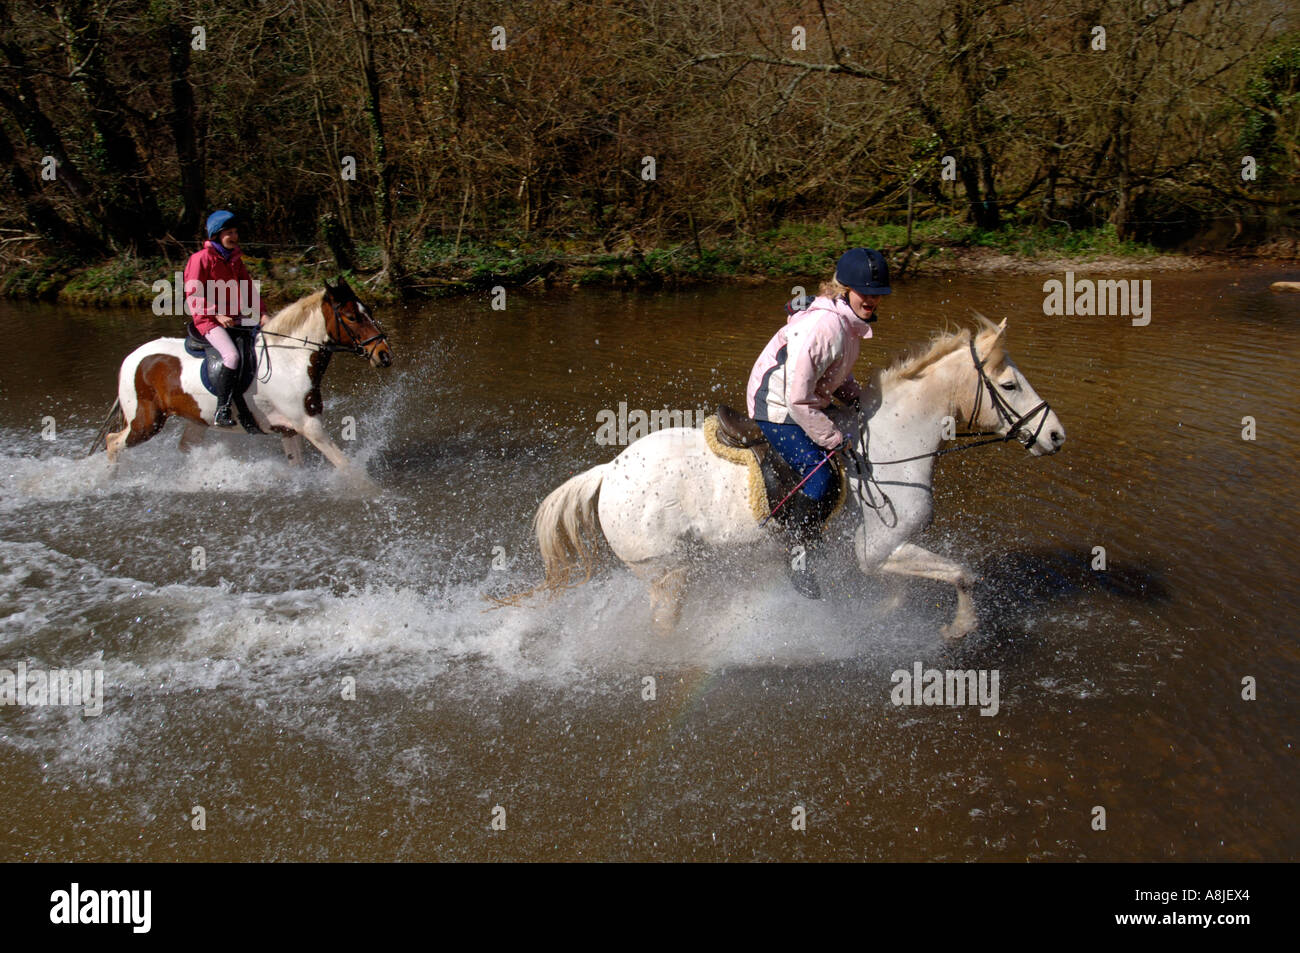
[280,432,305,467]
[295,415,354,472]
[105,425,129,464]
[877,542,978,641]
[107,407,167,464]
[107,381,169,464]
[648,566,688,634]
[178,419,206,454]
[874,576,909,616]
[116,354,201,457]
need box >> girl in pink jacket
[745,247,892,598]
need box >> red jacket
[183,241,266,334]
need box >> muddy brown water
[0,265,1296,861]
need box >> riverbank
[2,220,1296,306]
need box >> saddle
[184,322,263,434]
[709,404,844,528]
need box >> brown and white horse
[103,279,393,474]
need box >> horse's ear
[970,309,1003,339]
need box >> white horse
[101,279,392,473]
[533,317,1065,640]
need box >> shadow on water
[977,546,1169,605]
[934,547,1171,666]
[371,433,569,478]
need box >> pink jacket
[746,295,873,449]
[183,242,266,335]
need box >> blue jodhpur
[755,420,835,501]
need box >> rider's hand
[217,314,234,328]
[825,430,853,456]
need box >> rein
[249,301,389,381]
[804,336,1053,527]
[762,338,1050,524]
[861,337,1051,467]
[256,328,381,355]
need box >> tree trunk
[59,0,163,250]
[166,23,205,235]
[348,0,403,289]
[0,7,97,214]
[950,0,1000,229]
[0,121,97,253]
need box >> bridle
[853,335,1053,468]
[323,297,389,356]
[963,337,1051,451]
[249,295,390,381]
[840,335,1053,526]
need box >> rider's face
[218,227,239,250]
[848,289,882,322]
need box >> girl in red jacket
[183,210,268,426]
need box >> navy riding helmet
[835,247,892,296]
[206,209,238,239]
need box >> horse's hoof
[874,589,906,614]
[941,620,976,642]
[337,470,380,494]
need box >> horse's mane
[264,290,326,337]
[880,315,1005,384]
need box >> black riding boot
[212,363,237,427]
[784,493,824,600]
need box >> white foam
[1,532,938,702]
[0,437,328,511]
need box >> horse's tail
[85,397,123,457]
[534,463,609,591]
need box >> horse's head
[962,318,1065,456]
[322,278,394,368]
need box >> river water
[0,265,1296,860]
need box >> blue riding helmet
[206,210,239,239]
[835,247,892,296]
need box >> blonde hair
[818,276,849,299]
